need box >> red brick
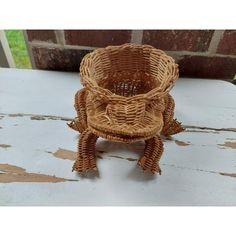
[64,30,132,47]
[143,30,214,52]
[217,30,236,55]
[178,55,236,79]
[27,30,57,43]
[32,47,91,71]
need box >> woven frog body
[68,44,184,174]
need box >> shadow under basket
[68,43,185,174]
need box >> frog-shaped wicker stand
[68,44,184,174]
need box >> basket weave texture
[68,44,184,174]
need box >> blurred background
[1,30,235,81]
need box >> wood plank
[0,31,15,68]
[0,69,235,206]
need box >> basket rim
[80,43,179,102]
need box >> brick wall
[26,30,236,80]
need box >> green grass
[4,30,31,69]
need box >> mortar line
[28,41,236,58]
[165,50,236,59]
[55,30,65,46]
[28,41,97,50]
[208,30,225,54]
[130,30,143,44]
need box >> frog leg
[67,88,88,133]
[72,129,98,173]
[161,94,185,137]
[137,135,164,174]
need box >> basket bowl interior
[101,71,159,97]
[82,45,176,97]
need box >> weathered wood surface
[0,68,235,205]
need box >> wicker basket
[68,44,184,174]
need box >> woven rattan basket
[68,43,184,174]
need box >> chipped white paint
[0,68,236,206]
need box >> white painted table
[0,68,236,206]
